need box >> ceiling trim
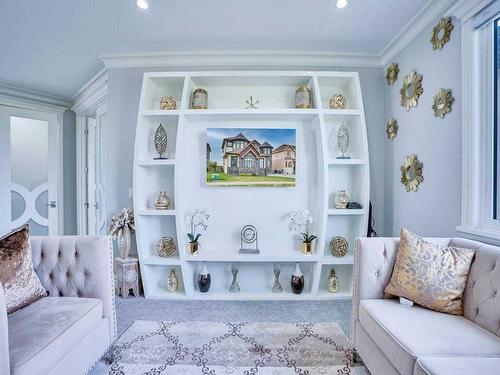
[100,50,382,69]
[445,0,493,23]
[379,0,458,66]
[0,84,70,112]
[71,68,108,114]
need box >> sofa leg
[352,350,364,365]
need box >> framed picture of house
[206,128,296,187]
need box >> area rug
[100,320,367,374]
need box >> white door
[85,103,107,235]
[0,106,61,236]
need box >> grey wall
[105,66,386,235]
[63,109,77,235]
[384,20,462,236]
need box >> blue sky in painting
[207,128,296,164]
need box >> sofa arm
[30,235,117,342]
[0,283,10,375]
[351,237,400,343]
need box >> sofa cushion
[414,356,500,375]
[8,297,102,375]
[385,229,475,315]
[0,225,46,313]
[359,299,500,375]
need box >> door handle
[47,201,57,208]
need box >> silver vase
[118,228,131,259]
[229,264,240,293]
[272,264,283,293]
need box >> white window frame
[456,0,500,243]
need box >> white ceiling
[0,0,429,99]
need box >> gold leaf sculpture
[400,70,423,111]
[432,89,454,119]
[431,17,454,50]
[400,154,424,192]
[386,63,399,85]
[386,118,398,140]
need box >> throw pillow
[0,225,46,313]
[384,228,475,315]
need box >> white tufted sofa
[0,235,116,375]
[352,237,500,375]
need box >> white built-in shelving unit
[133,71,369,300]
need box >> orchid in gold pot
[185,208,210,255]
[290,209,317,256]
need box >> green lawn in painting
[206,172,295,187]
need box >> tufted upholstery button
[66,272,71,278]
[58,251,62,257]
[59,291,63,297]
[75,252,79,258]
[375,271,380,277]
[49,273,53,279]
[40,252,44,259]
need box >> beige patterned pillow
[384,229,475,315]
[0,225,46,313]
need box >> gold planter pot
[302,241,314,256]
[189,242,199,255]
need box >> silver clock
[240,225,259,254]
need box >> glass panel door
[0,106,60,235]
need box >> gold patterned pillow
[0,225,46,313]
[384,229,475,315]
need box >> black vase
[291,275,304,294]
[291,263,304,294]
[198,263,211,293]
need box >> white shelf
[136,209,176,216]
[133,71,369,300]
[137,159,176,166]
[327,208,366,215]
[141,109,180,117]
[320,256,354,265]
[184,254,320,262]
[142,255,181,265]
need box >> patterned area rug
[101,320,367,374]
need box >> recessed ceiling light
[336,0,348,9]
[136,0,149,10]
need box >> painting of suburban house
[206,128,296,187]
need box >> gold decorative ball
[160,96,177,110]
[329,94,347,109]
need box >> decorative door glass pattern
[10,116,50,235]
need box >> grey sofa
[0,235,116,375]
[352,237,500,375]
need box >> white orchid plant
[289,209,317,243]
[185,208,210,243]
[108,207,135,238]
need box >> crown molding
[0,84,70,112]
[71,68,108,114]
[445,0,493,23]
[379,0,458,66]
[100,50,382,69]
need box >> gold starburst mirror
[431,17,454,50]
[432,88,454,119]
[386,118,398,140]
[400,154,424,192]
[386,63,399,85]
[400,70,423,111]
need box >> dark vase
[198,262,211,293]
[291,263,304,294]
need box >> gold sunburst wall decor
[386,63,399,85]
[400,70,423,111]
[386,118,398,140]
[431,17,454,50]
[432,89,454,119]
[400,154,424,192]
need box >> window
[244,154,255,168]
[495,19,500,219]
[259,159,264,168]
[231,156,237,167]
[459,2,500,241]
